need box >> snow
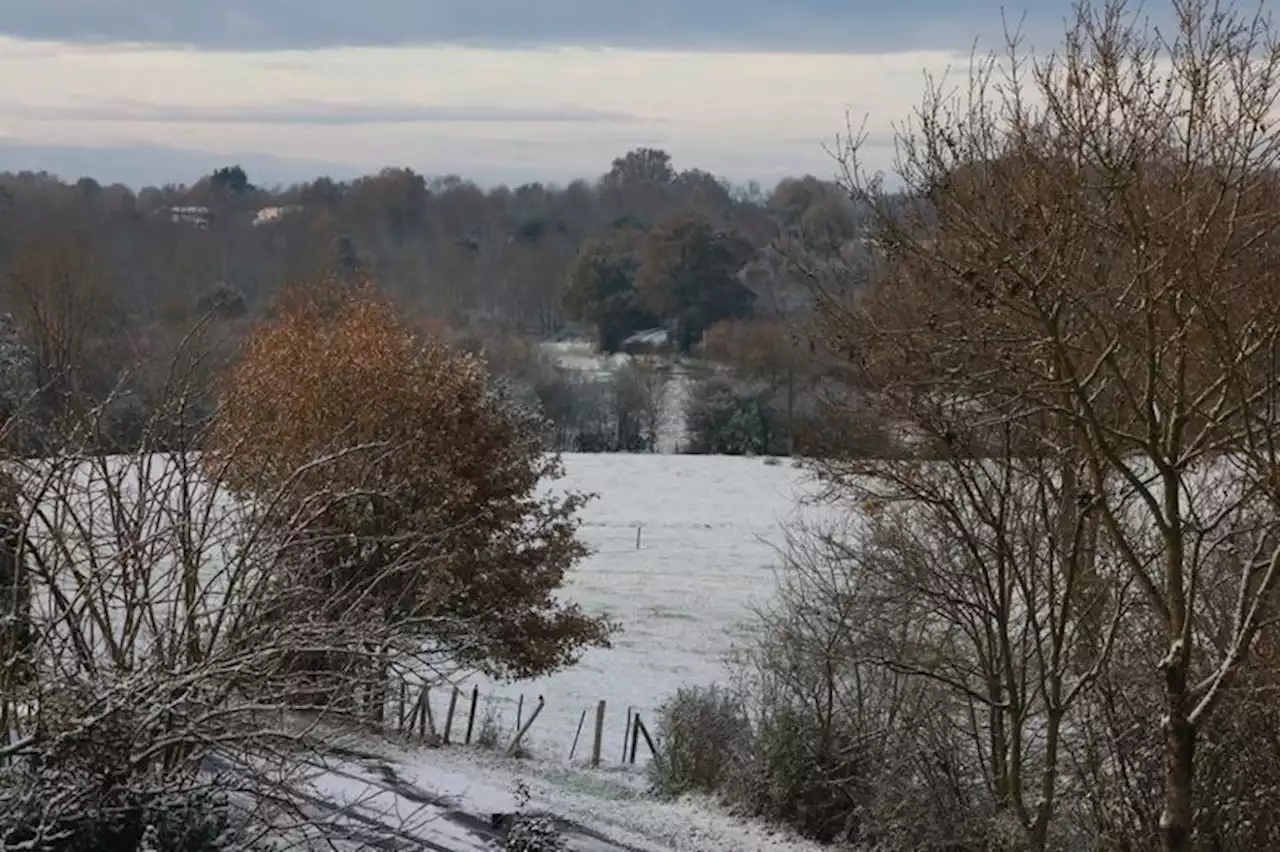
[436,453,830,768]
[540,341,631,377]
[290,726,829,852]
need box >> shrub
[745,702,873,844]
[499,780,567,852]
[649,685,753,799]
[474,699,505,750]
[526,360,665,453]
[684,375,783,455]
[0,783,239,852]
[208,279,613,681]
[501,815,567,852]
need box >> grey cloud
[4,99,643,125]
[0,1,1087,53]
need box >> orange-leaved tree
[208,279,611,680]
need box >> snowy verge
[309,728,827,852]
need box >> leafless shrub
[473,698,505,751]
[683,374,784,456]
[726,520,993,849]
[649,685,752,798]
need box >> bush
[695,523,1003,849]
[499,780,567,852]
[208,279,612,681]
[0,783,239,852]
[474,699,505,750]
[744,702,874,845]
[501,815,568,852]
[684,375,785,456]
[649,685,753,799]
[529,361,665,453]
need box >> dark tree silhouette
[636,213,757,351]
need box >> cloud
[0,32,982,187]
[0,0,1083,53]
[3,99,644,125]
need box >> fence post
[423,686,437,741]
[396,680,407,731]
[516,694,524,732]
[506,695,545,757]
[590,699,607,767]
[629,714,640,764]
[569,708,587,761]
[635,524,642,550]
[465,686,479,745]
[443,687,460,744]
[407,688,425,739]
[621,706,632,763]
[636,717,659,765]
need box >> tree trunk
[0,473,31,687]
[1161,686,1196,852]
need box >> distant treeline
[0,147,884,455]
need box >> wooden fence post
[396,680,407,731]
[408,688,425,739]
[465,686,479,745]
[506,695,545,757]
[635,717,659,765]
[622,706,632,763]
[516,694,524,732]
[423,686,437,741]
[590,699,607,767]
[443,687,460,744]
[569,708,587,761]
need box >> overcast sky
[0,1,1125,189]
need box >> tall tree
[636,213,756,351]
[602,147,676,188]
[817,2,1280,849]
[563,228,657,352]
[209,165,252,195]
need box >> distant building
[252,204,303,226]
[620,328,673,356]
[167,206,211,228]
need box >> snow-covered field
[279,453,838,852]
[440,453,828,768]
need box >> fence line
[376,673,659,768]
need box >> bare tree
[809,1,1280,848]
[613,357,670,451]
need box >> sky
[0,1,1118,189]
